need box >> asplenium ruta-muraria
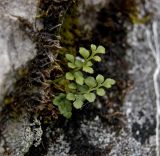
[53,44,116,118]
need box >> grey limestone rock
[0,115,42,156]
[0,0,40,155]
[0,0,37,101]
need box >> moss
[119,0,152,24]
[0,0,78,123]
[59,3,82,56]
[17,67,28,77]
[129,14,152,24]
[4,97,14,105]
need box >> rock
[46,114,152,156]
[47,133,71,156]
[109,135,153,156]
[0,0,42,155]
[0,115,43,156]
[0,147,5,154]
[0,0,37,101]
[124,0,158,149]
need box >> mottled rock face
[0,0,37,101]
[1,115,42,156]
[124,23,156,144]
[0,0,38,155]
[124,0,159,149]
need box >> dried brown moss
[0,0,77,123]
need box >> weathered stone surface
[46,115,152,156]
[0,1,39,155]
[124,23,156,144]
[0,0,37,101]
[123,0,159,152]
[1,115,42,156]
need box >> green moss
[122,0,152,24]
[129,14,151,24]
[4,97,14,105]
[59,3,82,56]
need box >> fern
[53,44,115,118]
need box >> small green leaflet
[79,47,90,59]
[75,59,83,68]
[84,77,97,88]
[74,71,84,85]
[66,54,74,63]
[84,93,96,102]
[68,62,76,69]
[68,83,77,89]
[93,56,101,62]
[58,100,72,119]
[66,93,75,101]
[73,98,83,109]
[96,46,105,54]
[103,78,116,88]
[66,72,74,80]
[86,61,93,67]
[53,93,66,106]
[96,88,105,96]
[96,74,104,84]
[91,44,97,52]
[78,85,89,92]
[83,66,94,73]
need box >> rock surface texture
[124,0,160,154]
[0,0,37,101]
[0,0,38,155]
